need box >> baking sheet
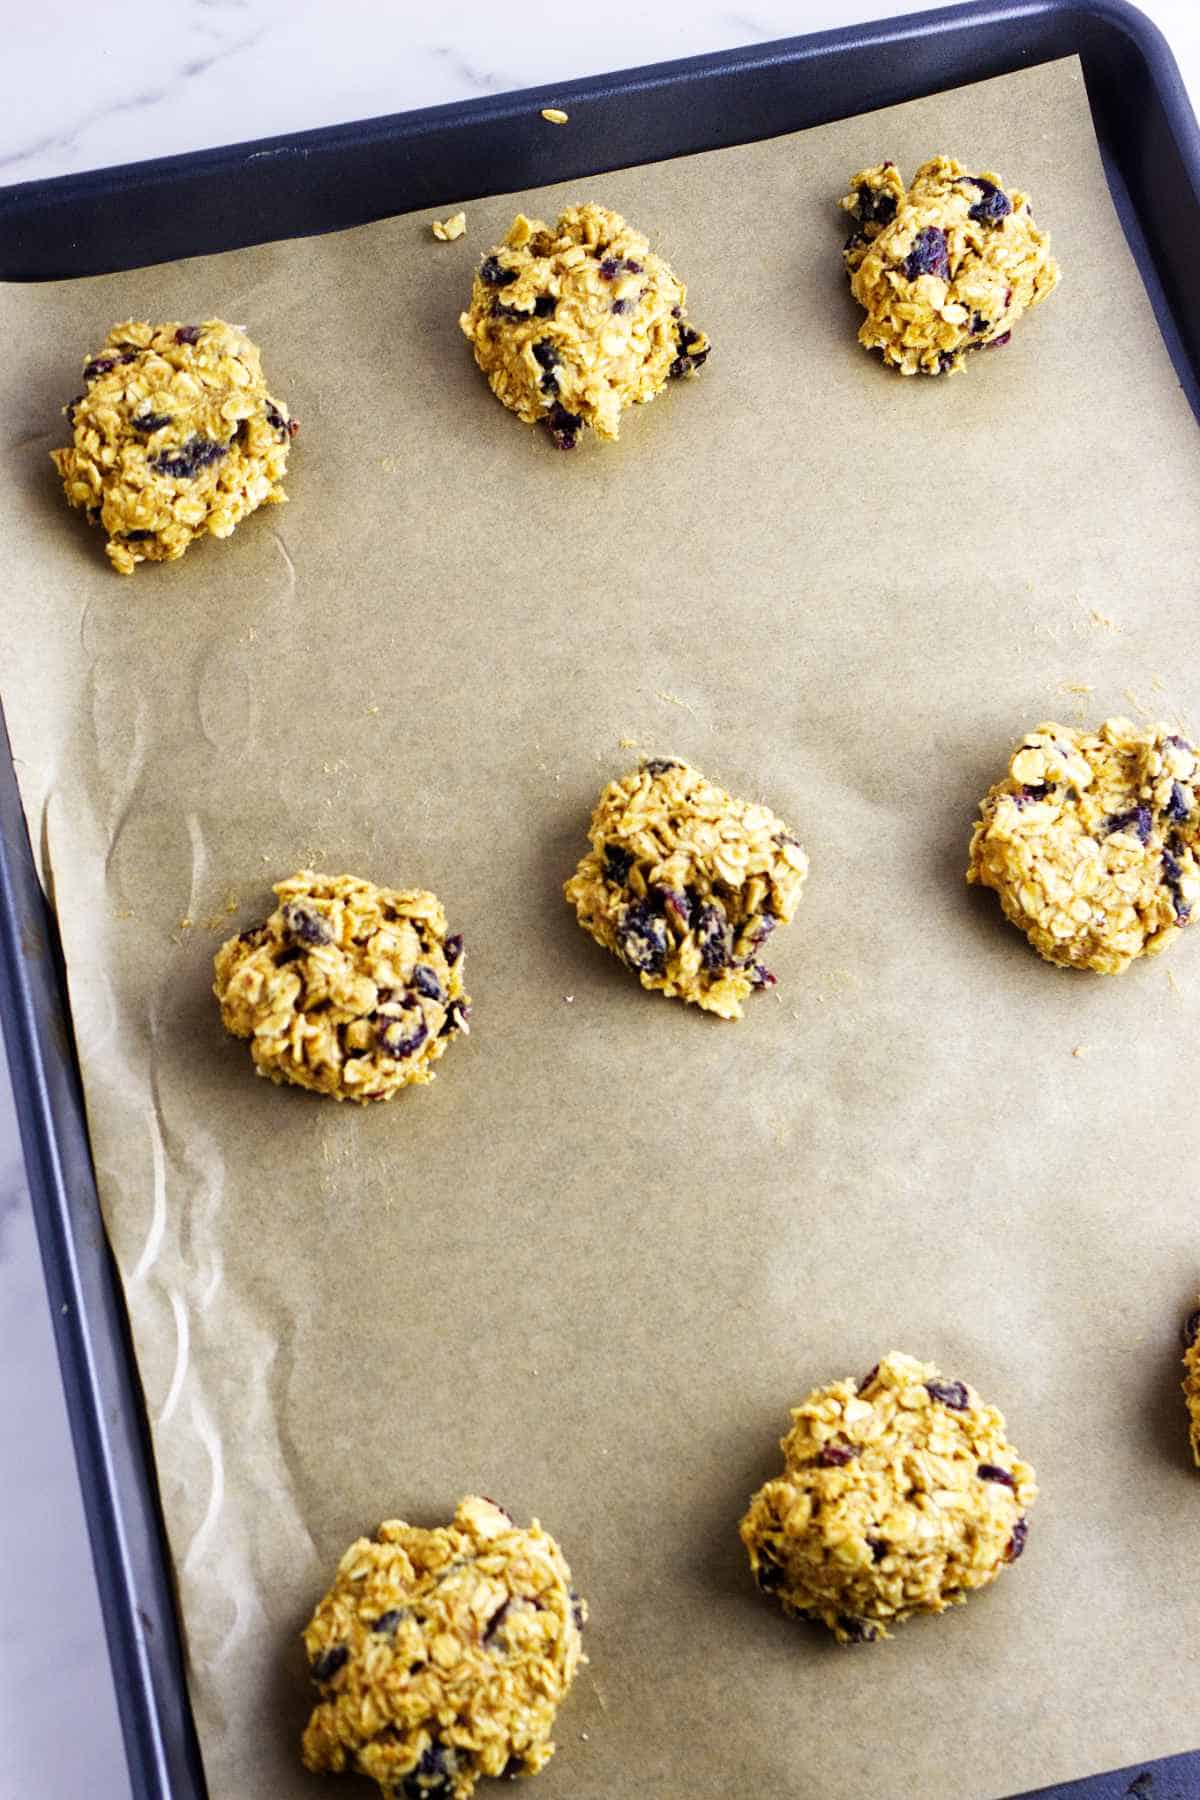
[2,55,1200,1800]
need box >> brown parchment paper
[2,55,1200,1800]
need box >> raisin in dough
[739,1353,1036,1644]
[967,719,1200,973]
[51,319,295,574]
[1184,1304,1200,1467]
[564,758,808,1019]
[840,155,1059,376]
[301,1497,586,1798]
[459,202,709,449]
[213,871,470,1102]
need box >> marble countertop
[5,0,1200,187]
[3,3,1198,1795]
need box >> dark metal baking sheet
[1,4,1197,1794]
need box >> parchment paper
[2,56,1199,1800]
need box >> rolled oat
[213,871,470,1102]
[967,718,1200,972]
[301,1497,586,1797]
[1183,1303,1200,1466]
[51,318,294,573]
[459,203,709,448]
[840,156,1059,376]
[740,1352,1036,1643]
[564,757,807,1019]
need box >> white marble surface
[0,1030,131,1796]
[3,0,1199,187]
[2,3,1199,1795]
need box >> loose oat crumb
[541,108,569,124]
[825,966,858,994]
[1091,609,1118,631]
[178,916,193,929]
[1071,1044,1087,1058]
[564,994,575,1003]
[432,211,467,242]
[618,735,638,749]
[366,705,379,716]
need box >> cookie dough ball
[564,757,808,1019]
[967,718,1200,973]
[50,319,295,573]
[840,155,1059,375]
[740,1353,1036,1643]
[1184,1305,1200,1467]
[301,1496,586,1798]
[213,871,470,1102]
[459,202,709,449]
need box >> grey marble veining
[6,0,1194,188]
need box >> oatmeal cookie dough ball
[967,718,1200,973]
[564,757,808,1019]
[840,155,1059,375]
[213,871,470,1102]
[740,1353,1036,1644]
[459,202,709,449]
[301,1496,587,1798]
[50,319,296,574]
[1184,1305,1200,1467]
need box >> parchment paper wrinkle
[2,57,1200,1800]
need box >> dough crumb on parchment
[432,212,467,241]
[213,870,469,1102]
[740,1352,1036,1643]
[564,757,808,1019]
[51,319,296,573]
[967,718,1200,973]
[301,1497,586,1799]
[459,203,709,449]
[840,155,1059,376]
